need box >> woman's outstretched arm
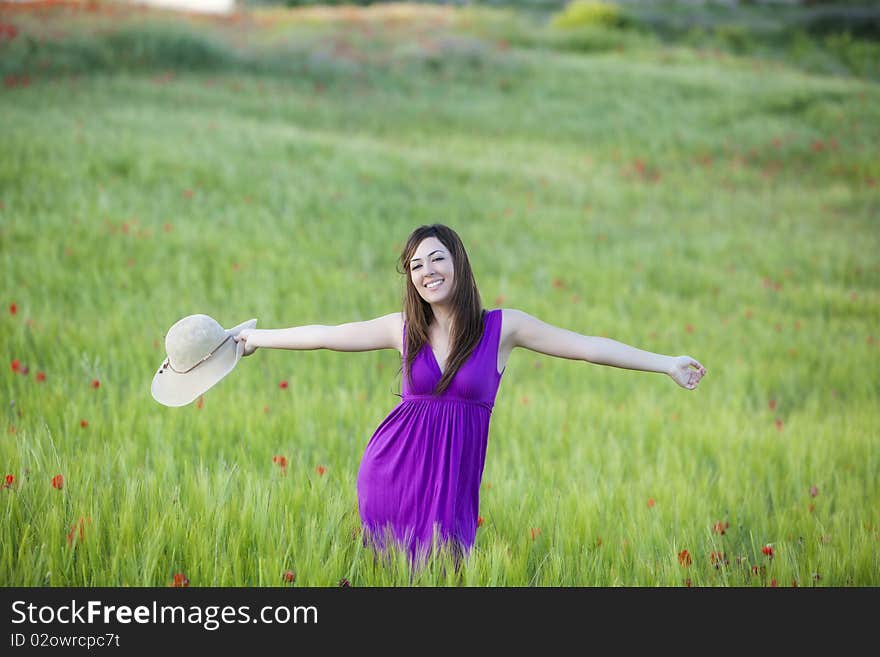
[233,312,402,356]
[504,309,707,390]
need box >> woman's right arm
[234,312,402,356]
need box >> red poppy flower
[3,74,30,89]
[91,379,100,389]
[66,517,90,547]
[315,465,326,476]
[3,474,14,488]
[170,573,189,587]
[709,551,728,568]
[477,516,485,528]
[36,371,45,382]
[770,579,778,587]
[11,359,20,373]
[283,570,295,583]
[769,399,776,410]
[279,380,288,389]
[678,549,692,566]
[80,419,88,429]
[762,544,774,559]
[51,474,64,490]
[530,527,542,541]
[647,498,656,508]
[810,485,819,498]
[9,303,16,315]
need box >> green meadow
[1,1,878,586]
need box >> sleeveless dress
[356,308,505,563]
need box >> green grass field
[1,1,878,586]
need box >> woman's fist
[234,328,259,357]
[667,356,706,390]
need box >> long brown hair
[398,224,485,395]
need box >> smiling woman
[231,224,707,569]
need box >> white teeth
[426,280,443,289]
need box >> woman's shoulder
[494,308,532,345]
[494,307,524,322]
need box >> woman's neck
[430,305,454,337]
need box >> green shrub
[799,7,880,41]
[550,0,626,31]
[713,23,753,54]
[542,24,650,54]
[823,31,880,78]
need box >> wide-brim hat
[151,314,257,407]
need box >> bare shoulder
[386,311,404,355]
[375,311,403,351]
[495,308,531,373]
[498,308,529,347]
[497,308,593,362]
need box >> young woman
[234,224,707,566]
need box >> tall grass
[1,3,878,586]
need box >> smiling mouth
[425,279,444,289]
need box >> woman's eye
[412,265,422,270]
[433,257,444,262]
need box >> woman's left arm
[505,309,707,390]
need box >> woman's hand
[667,356,706,390]
[234,328,259,357]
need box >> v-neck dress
[356,308,505,562]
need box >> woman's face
[409,236,455,306]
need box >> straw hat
[151,314,257,407]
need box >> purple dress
[356,308,505,562]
